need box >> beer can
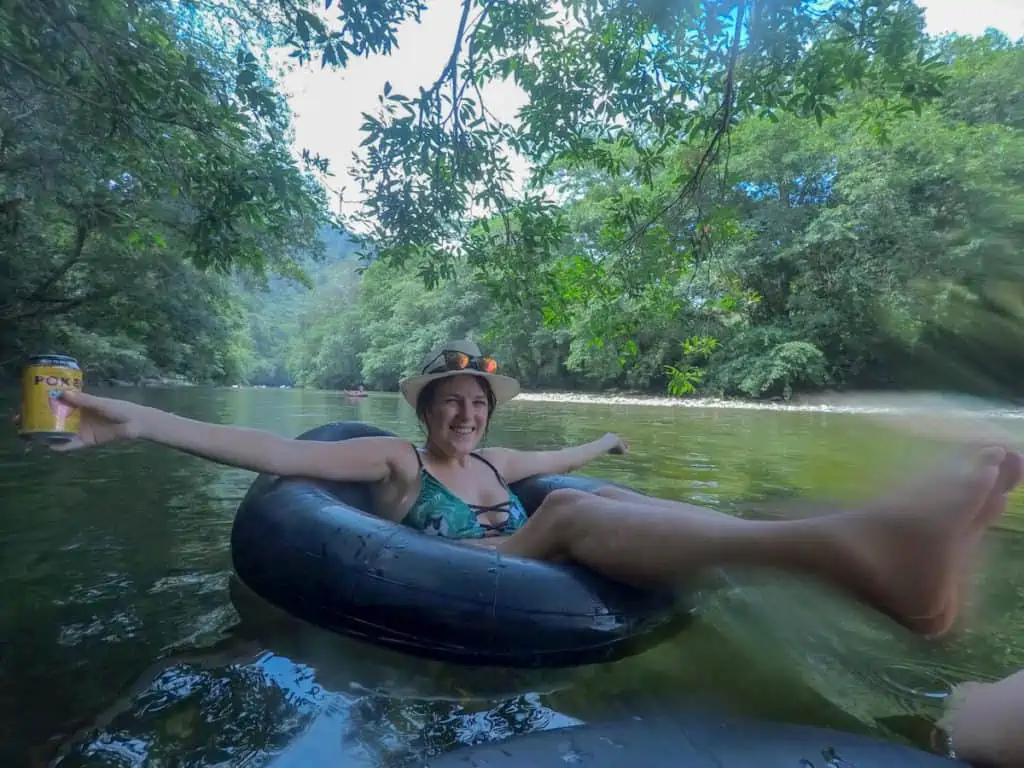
[19,354,83,443]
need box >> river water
[2,386,1024,766]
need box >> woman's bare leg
[592,485,738,521]
[496,447,1023,637]
[593,485,848,522]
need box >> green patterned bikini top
[401,445,529,540]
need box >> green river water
[2,386,1024,767]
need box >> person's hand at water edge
[940,669,1024,765]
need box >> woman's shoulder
[382,435,422,466]
[339,435,421,481]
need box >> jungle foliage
[3,1,1021,399]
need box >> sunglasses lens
[425,350,499,375]
[444,351,471,370]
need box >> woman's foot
[838,447,1023,636]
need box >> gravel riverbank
[515,389,1024,421]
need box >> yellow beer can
[20,354,83,443]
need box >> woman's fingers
[57,389,96,408]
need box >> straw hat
[398,340,520,409]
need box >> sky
[273,0,1024,218]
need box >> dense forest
[2,1,1022,400]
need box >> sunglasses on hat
[422,350,499,376]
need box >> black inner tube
[230,421,694,668]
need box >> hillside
[237,226,362,387]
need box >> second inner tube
[230,421,694,668]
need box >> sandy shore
[515,389,1024,420]
[517,390,826,411]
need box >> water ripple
[57,609,141,647]
[52,572,134,607]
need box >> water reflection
[343,693,579,767]
[48,606,583,768]
[54,658,321,767]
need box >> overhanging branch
[622,0,748,252]
[0,288,118,323]
[26,222,90,301]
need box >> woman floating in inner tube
[16,339,1024,765]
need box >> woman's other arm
[480,433,627,484]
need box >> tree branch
[622,0,747,252]
[0,288,118,323]
[26,222,90,301]
[421,0,493,131]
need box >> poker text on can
[19,354,83,443]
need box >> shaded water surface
[2,386,1024,766]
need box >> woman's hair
[415,375,497,430]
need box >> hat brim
[398,370,521,409]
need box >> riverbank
[108,375,197,388]
[12,373,1021,422]
[518,390,812,410]
[219,382,1024,421]
[516,388,1024,420]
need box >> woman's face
[424,375,490,456]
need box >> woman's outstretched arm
[480,433,627,483]
[38,391,414,484]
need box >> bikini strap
[413,445,509,488]
[471,452,510,489]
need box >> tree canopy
[3,0,1021,400]
[296,0,950,289]
[277,27,1024,401]
[0,0,333,380]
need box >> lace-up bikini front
[402,446,529,539]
